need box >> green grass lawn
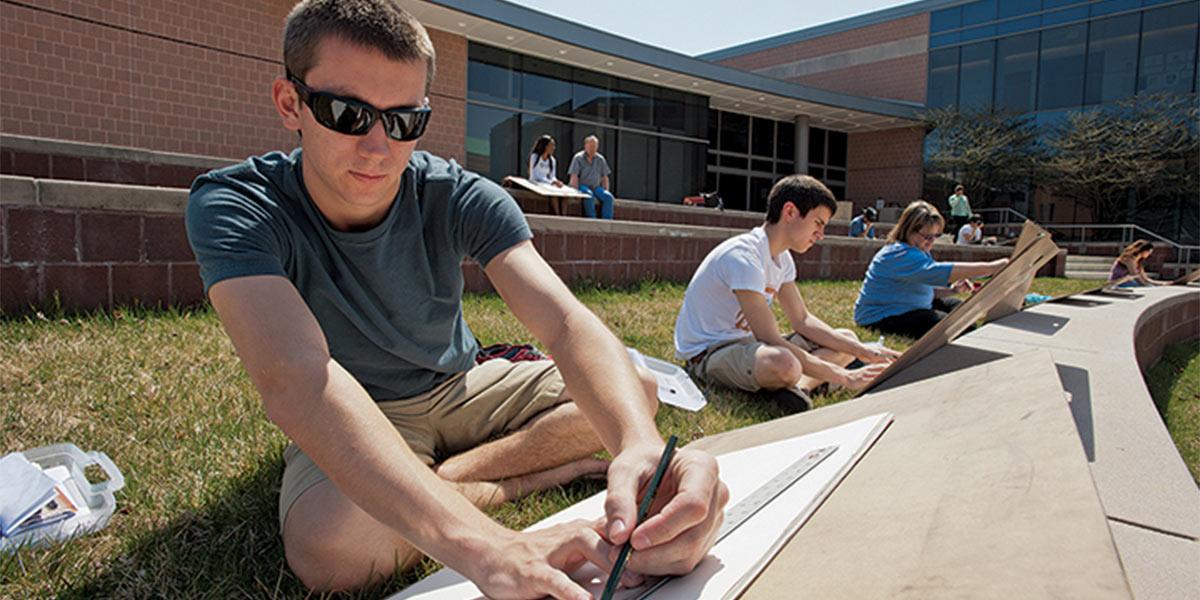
[0,277,1149,598]
[1146,341,1200,484]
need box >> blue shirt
[186,149,531,401]
[854,242,954,325]
[849,216,875,239]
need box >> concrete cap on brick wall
[37,179,188,213]
[0,175,37,207]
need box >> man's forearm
[795,315,862,357]
[539,306,660,452]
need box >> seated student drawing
[185,1,726,595]
[849,207,877,240]
[674,175,900,412]
[1110,239,1171,287]
[854,201,1009,340]
[528,134,566,215]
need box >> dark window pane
[705,170,717,194]
[656,89,686,134]
[467,45,520,106]
[752,159,773,173]
[718,174,747,211]
[1039,24,1087,109]
[659,140,705,203]
[960,24,997,42]
[808,127,826,165]
[776,161,795,174]
[519,115,572,182]
[998,15,1041,35]
[466,104,520,182]
[614,79,655,130]
[1042,5,1088,26]
[776,121,795,161]
[998,0,1040,19]
[928,48,961,108]
[1090,0,1138,17]
[827,131,848,168]
[1085,14,1139,104]
[682,93,708,138]
[995,33,1039,112]
[808,166,824,179]
[959,41,995,109]
[1042,0,1082,7]
[1138,4,1199,95]
[752,118,775,157]
[931,32,962,47]
[931,7,963,32]
[749,177,774,213]
[521,57,572,115]
[706,152,717,165]
[962,0,997,26]
[720,112,749,154]
[827,184,846,201]
[826,168,847,182]
[719,154,748,169]
[616,131,657,200]
[573,69,613,123]
[708,109,720,146]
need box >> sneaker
[763,386,812,413]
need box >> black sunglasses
[287,72,432,142]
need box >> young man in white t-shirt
[674,175,901,411]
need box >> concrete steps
[1065,255,1114,280]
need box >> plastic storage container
[0,443,125,553]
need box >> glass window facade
[466,43,707,203]
[928,0,1200,114]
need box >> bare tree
[922,106,1045,207]
[1043,94,1199,224]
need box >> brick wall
[0,3,469,170]
[715,14,929,104]
[847,127,925,210]
[1,175,1045,315]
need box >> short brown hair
[283,0,436,91]
[765,175,838,223]
[887,200,945,244]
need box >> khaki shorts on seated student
[278,358,567,530]
[686,333,817,392]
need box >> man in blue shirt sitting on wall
[849,207,877,239]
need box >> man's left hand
[859,344,901,364]
[603,444,728,576]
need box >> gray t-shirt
[567,150,612,189]
[186,149,531,401]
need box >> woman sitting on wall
[853,201,1008,339]
[527,134,565,215]
[1110,239,1170,287]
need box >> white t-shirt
[528,153,556,184]
[674,227,796,359]
[956,223,981,245]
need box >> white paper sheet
[390,413,892,600]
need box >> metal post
[794,115,809,176]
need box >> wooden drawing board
[501,175,589,198]
[1172,268,1200,285]
[981,220,1050,324]
[691,350,1131,599]
[857,229,1060,395]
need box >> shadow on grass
[55,454,304,599]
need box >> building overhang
[404,0,923,133]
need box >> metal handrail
[969,209,1199,266]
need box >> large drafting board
[690,350,1131,599]
[857,227,1060,395]
[501,176,589,199]
[980,220,1050,324]
[389,413,893,600]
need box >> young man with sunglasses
[673,176,900,412]
[185,1,725,596]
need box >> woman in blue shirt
[854,201,1008,339]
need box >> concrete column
[794,115,809,175]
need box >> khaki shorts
[278,359,567,530]
[686,333,817,392]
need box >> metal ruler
[632,444,839,599]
